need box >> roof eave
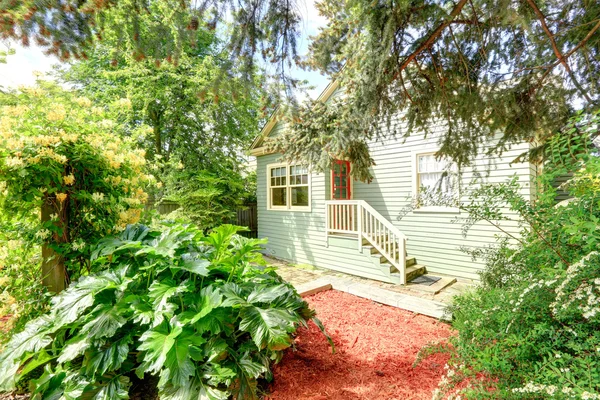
[248,79,341,153]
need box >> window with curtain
[268,163,310,210]
[415,152,458,207]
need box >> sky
[0,0,330,99]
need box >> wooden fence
[233,203,258,238]
[145,199,258,238]
[145,200,180,215]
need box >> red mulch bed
[265,290,454,400]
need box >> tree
[56,26,263,227]
[0,81,150,292]
[58,33,261,164]
[5,1,599,179]
[277,0,600,179]
[0,0,301,83]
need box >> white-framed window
[267,163,311,211]
[412,150,459,212]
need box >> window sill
[267,207,312,213]
[413,207,460,214]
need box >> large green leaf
[136,228,183,259]
[202,337,229,363]
[15,350,56,384]
[238,307,295,350]
[189,286,222,324]
[203,362,237,387]
[93,375,130,400]
[148,278,190,325]
[179,257,210,276]
[127,295,154,326]
[0,316,55,390]
[30,365,67,400]
[149,279,190,311]
[61,373,91,400]
[220,283,247,307]
[231,352,263,400]
[202,225,240,258]
[159,378,229,400]
[86,336,132,377]
[158,327,203,388]
[193,308,233,336]
[81,303,128,340]
[58,336,91,364]
[137,322,180,377]
[50,283,97,326]
[247,284,290,304]
[91,224,151,259]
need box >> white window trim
[266,162,312,212]
[411,149,460,213]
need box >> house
[248,80,537,285]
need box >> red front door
[331,160,352,200]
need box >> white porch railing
[325,200,408,284]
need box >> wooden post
[41,195,67,293]
[325,203,329,247]
[357,203,362,252]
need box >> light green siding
[257,119,535,282]
[258,152,399,283]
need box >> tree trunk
[41,195,67,293]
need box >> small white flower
[91,192,105,202]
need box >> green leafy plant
[434,112,600,398]
[161,167,254,230]
[0,81,152,292]
[0,223,330,399]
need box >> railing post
[357,202,362,252]
[400,237,407,285]
[325,203,329,247]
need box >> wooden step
[406,276,457,295]
[363,246,414,264]
[406,264,426,281]
[378,254,415,265]
[381,263,426,280]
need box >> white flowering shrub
[439,112,600,398]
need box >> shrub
[0,81,151,291]
[0,223,330,399]
[439,111,600,398]
[0,238,49,342]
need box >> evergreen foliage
[1,0,301,82]
[284,0,600,179]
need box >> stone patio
[265,255,474,305]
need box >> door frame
[330,160,353,200]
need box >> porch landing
[266,255,474,313]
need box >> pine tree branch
[448,24,472,92]
[562,19,600,61]
[391,0,469,81]
[525,0,594,104]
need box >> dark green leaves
[0,224,330,398]
[86,336,132,377]
[239,307,295,351]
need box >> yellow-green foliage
[0,81,154,333]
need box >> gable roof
[248,79,340,156]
